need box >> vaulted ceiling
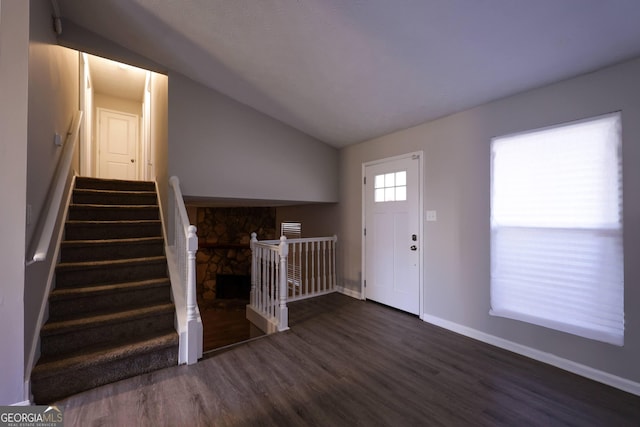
[57,0,640,147]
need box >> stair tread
[32,331,178,379]
[74,188,156,194]
[50,278,171,300]
[61,236,164,246]
[75,177,155,185]
[57,255,166,269]
[41,303,175,336]
[66,219,161,224]
[69,203,158,209]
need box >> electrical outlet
[426,210,437,222]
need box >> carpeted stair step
[73,188,158,206]
[31,331,178,404]
[68,204,160,221]
[65,220,162,240]
[56,256,168,288]
[40,303,175,358]
[48,278,172,320]
[75,177,156,192]
[61,237,165,263]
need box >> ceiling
[58,0,640,148]
[87,54,147,101]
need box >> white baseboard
[11,400,31,406]
[421,313,640,397]
[336,286,363,300]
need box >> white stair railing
[247,234,289,333]
[166,176,202,364]
[26,111,82,265]
[247,233,337,333]
[286,235,338,301]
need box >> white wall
[168,73,338,204]
[0,0,29,405]
[24,0,79,392]
[339,57,640,385]
[150,73,169,227]
[93,92,142,117]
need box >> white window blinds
[490,112,624,346]
[281,222,301,239]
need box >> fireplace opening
[216,274,251,300]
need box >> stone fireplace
[195,207,276,307]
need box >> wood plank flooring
[200,299,263,352]
[58,293,640,426]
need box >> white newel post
[278,236,290,331]
[186,225,198,364]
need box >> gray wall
[0,0,29,405]
[338,57,640,383]
[168,73,338,204]
[24,0,79,387]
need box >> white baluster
[322,239,327,293]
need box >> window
[281,222,301,239]
[490,112,624,346]
[281,222,301,287]
[374,171,407,202]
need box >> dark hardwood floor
[200,298,263,352]
[58,293,640,426]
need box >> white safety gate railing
[286,236,338,302]
[247,233,337,333]
[167,176,202,364]
[249,235,290,333]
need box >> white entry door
[364,153,422,315]
[97,108,139,180]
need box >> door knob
[130,159,135,163]
[410,245,417,251]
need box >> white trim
[246,305,279,335]
[11,400,31,406]
[337,286,363,300]
[421,313,640,397]
[362,151,424,315]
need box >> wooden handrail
[26,111,83,266]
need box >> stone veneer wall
[196,207,276,304]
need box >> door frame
[96,107,140,180]
[361,151,424,317]
[79,52,93,177]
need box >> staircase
[31,177,179,404]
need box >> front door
[364,153,422,315]
[97,108,138,180]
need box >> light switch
[426,210,437,222]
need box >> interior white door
[97,109,138,180]
[364,154,421,314]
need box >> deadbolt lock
[411,234,417,241]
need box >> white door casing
[363,152,423,315]
[97,108,139,180]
